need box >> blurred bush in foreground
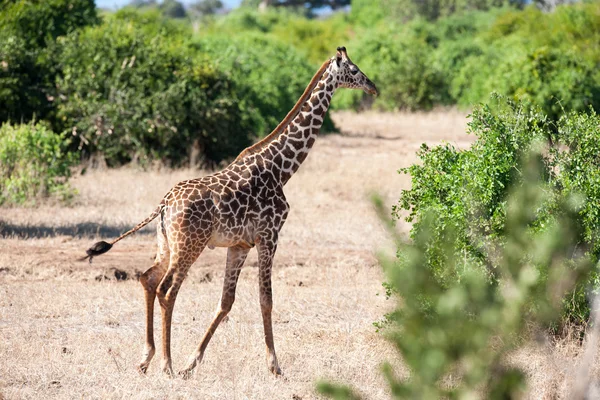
[319,145,594,399]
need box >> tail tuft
[79,241,113,264]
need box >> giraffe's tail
[80,203,164,264]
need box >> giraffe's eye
[350,67,359,75]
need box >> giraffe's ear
[336,46,344,67]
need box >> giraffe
[83,46,378,377]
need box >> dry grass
[0,110,596,399]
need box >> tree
[351,0,524,22]
[159,0,187,18]
[128,0,158,7]
[190,0,223,15]
[251,0,351,12]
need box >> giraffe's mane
[234,58,333,162]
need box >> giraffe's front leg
[178,245,250,379]
[257,238,282,376]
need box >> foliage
[159,0,187,18]
[332,21,450,111]
[189,0,224,16]
[0,0,99,48]
[0,122,75,205]
[321,164,592,398]
[4,0,600,177]
[193,33,335,136]
[208,7,350,64]
[54,15,253,166]
[350,0,517,24]
[0,34,49,123]
[111,6,191,36]
[243,0,350,14]
[452,5,600,121]
[395,96,600,326]
[334,9,498,110]
[127,0,189,19]
[552,110,600,303]
[340,2,600,118]
[0,0,98,124]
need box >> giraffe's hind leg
[179,245,250,378]
[137,228,169,374]
[156,242,205,376]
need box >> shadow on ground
[0,221,155,239]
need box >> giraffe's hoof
[178,369,193,380]
[137,364,149,375]
[269,364,283,376]
[161,365,174,377]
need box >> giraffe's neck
[257,63,337,186]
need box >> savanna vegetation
[3,0,600,180]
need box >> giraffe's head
[332,46,378,96]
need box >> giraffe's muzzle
[364,78,378,96]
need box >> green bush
[350,0,512,23]
[0,0,98,124]
[205,7,350,64]
[0,122,75,205]
[337,3,600,118]
[0,0,99,48]
[112,6,191,36]
[334,10,494,111]
[450,4,600,119]
[0,34,49,123]
[54,16,253,166]
[193,33,335,136]
[320,161,593,398]
[455,44,600,122]
[395,96,600,326]
[332,26,438,111]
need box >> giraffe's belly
[206,227,255,249]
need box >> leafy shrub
[0,34,49,123]
[451,4,600,119]
[455,44,600,122]
[334,10,495,111]
[0,0,99,48]
[206,7,350,64]
[337,2,600,118]
[54,16,253,166]
[111,6,191,36]
[332,27,433,111]
[0,122,75,205]
[395,96,600,326]
[269,13,350,65]
[320,101,600,398]
[320,161,593,398]
[350,0,512,24]
[0,0,98,124]
[193,33,336,136]
[552,110,600,315]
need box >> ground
[0,111,592,399]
